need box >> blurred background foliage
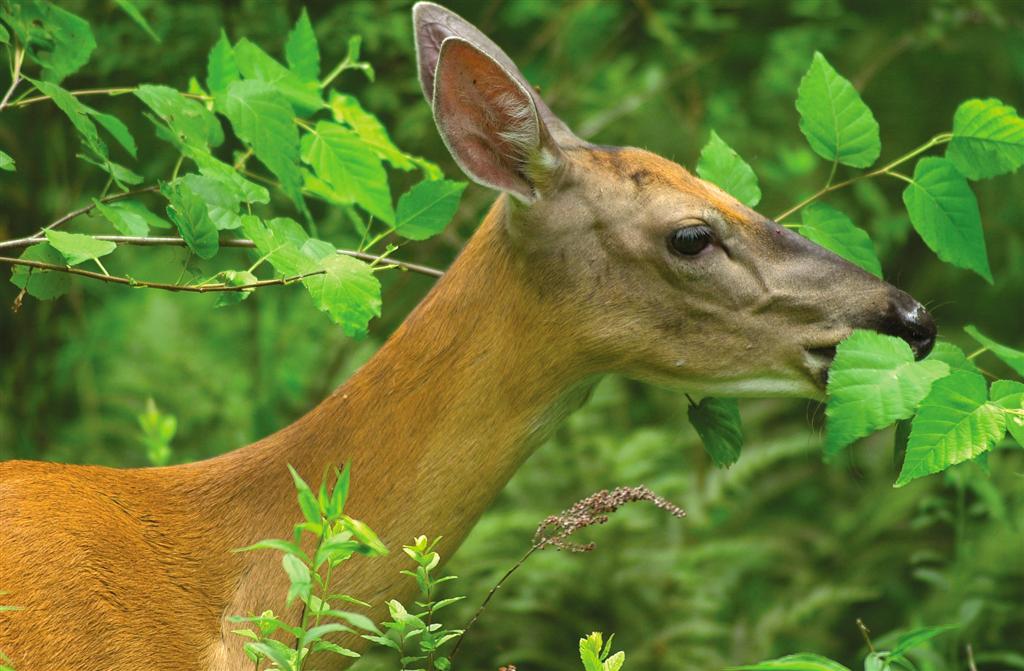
[1,1,1022,670]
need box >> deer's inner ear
[432,37,563,202]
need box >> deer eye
[668,225,714,256]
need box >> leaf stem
[0,45,25,112]
[775,132,952,222]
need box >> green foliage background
[1,1,1022,670]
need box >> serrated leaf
[206,29,239,96]
[214,270,257,307]
[219,79,304,211]
[925,342,983,378]
[10,243,70,300]
[92,198,148,236]
[162,181,220,259]
[329,92,416,171]
[1,0,95,82]
[991,379,1024,447]
[965,324,1024,377]
[29,79,106,159]
[301,121,393,224]
[687,397,743,468]
[947,98,1024,180]
[902,156,990,283]
[135,84,224,150]
[114,0,159,42]
[896,371,1005,486]
[799,202,881,277]
[178,173,242,230]
[825,331,950,457]
[795,52,880,168]
[241,215,316,277]
[86,109,137,158]
[190,152,269,205]
[0,150,14,171]
[696,130,761,207]
[44,230,116,267]
[727,653,852,671]
[303,254,382,337]
[286,8,320,82]
[233,38,323,114]
[395,179,466,240]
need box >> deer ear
[413,2,579,147]
[431,37,562,202]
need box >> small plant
[229,463,388,671]
[579,632,625,671]
[137,398,176,466]
[727,621,958,671]
[366,536,465,671]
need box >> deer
[0,3,937,670]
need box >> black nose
[879,290,937,360]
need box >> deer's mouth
[804,345,838,387]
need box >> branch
[8,87,210,109]
[0,235,444,278]
[36,186,161,236]
[3,256,326,293]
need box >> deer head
[413,2,936,400]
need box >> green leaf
[0,150,14,171]
[580,633,605,671]
[10,243,70,300]
[991,379,1024,447]
[395,179,466,240]
[604,651,625,671]
[214,270,257,308]
[287,464,322,525]
[206,29,240,96]
[946,98,1024,180]
[304,255,382,338]
[162,181,220,259]
[283,554,312,607]
[687,397,743,468]
[233,38,323,114]
[190,152,269,205]
[44,230,116,267]
[925,342,983,378]
[1,0,95,82]
[0,22,8,44]
[301,121,394,224]
[92,198,148,236]
[896,371,1005,486]
[86,110,137,158]
[114,0,160,43]
[799,203,882,278]
[219,79,305,211]
[795,52,880,168]
[902,156,990,283]
[965,324,1024,377]
[888,624,958,657]
[29,79,106,160]
[234,538,309,563]
[135,84,224,150]
[286,8,320,82]
[825,330,950,457]
[241,215,316,276]
[330,93,417,171]
[695,130,761,207]
[178,173,242,230]
[342,514,388,555]
[312,640,361,658]
[727,653,852,671]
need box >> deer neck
[254,196,595,563]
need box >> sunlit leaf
[965,324,1024,377]
[300,121,393,224]
[114,0,160,43]
[796,52,880,168]
[394,179,466,240]
[234,37,323,114]
[0,150,14,172]
[304,255,382,338]
[286,8,320,82]
[799,203,881,278]
[925,342,983,378]
[92,198,148,236]
[206,29,239,96]
[991,379,1024,447]
[902,157,990,283]
[135,84,224,150]
[178,173,242,230]
[29,79,106,159]
[696,130,761,207]
[162,180,220,259]
[946,98,1024,180]
[687,397,743,468]
[86,109,137,158]
[825,331,949,457]
[330,92,417,171]
[44,230,116,267]
[896,371,1005,486]
[1,0,96,82]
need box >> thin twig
[0,45,25,111]
[966,644,978,671]
[28,186,160,238]
[9,87,210,109]
[2,256,324,292]
[856,618,875,653]
[0,235,443,278]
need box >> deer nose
[879,290,937,360]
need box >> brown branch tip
[533,486,685,553]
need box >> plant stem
[774,132,952,222]
[449,546,538,662]
[0,45,25,112]
[9,87,210,109]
